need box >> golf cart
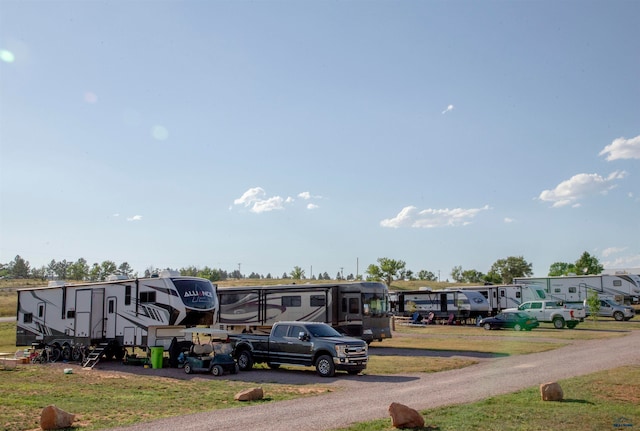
[179,328,239,376]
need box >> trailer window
[282,296,301,307]
[613,280,622,287]
[38,305,44,317]
[310,295,325,307]
[66,310,75,319]
[568,287,576,293]
[140,291,156,303]
[23,313,33,323]
[125,285,131,306]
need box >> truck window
[531,303,542,309]
[288,325,305,338]
[273,325,288,337]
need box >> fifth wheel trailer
[16,270,219,363]
[456,284,545,314]
[513,274,640,305]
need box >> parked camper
[513,274,640,306]
[456,284,545,313]
[16,270,219,366]
[397,289,491,322]
[217,282,391,343]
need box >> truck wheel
[316,355,335,378]
[613,311,624,321]
[212,365,224,376]
[184,363,192,374]
[514,324,522,331]
[553,317,565,329]
[237,350,253,371]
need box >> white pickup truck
[504,300,585,329]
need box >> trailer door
[105,297,117,339]
[440,293,448,312]
[75,290,92,338]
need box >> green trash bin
[150,346,164,369]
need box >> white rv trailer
[217,282,392,343]
[456,284,545,313]
[513,274,640,305]
[16,270,219,359]
[396,289,491,322]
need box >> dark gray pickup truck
[230,321,368,377]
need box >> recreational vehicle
[16,270,219,364]
[397,289,491,322]
[456,284,545,313]
[513,274,640,305]
[217,282,392,343]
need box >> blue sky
[1,1,638,279]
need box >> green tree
[417,270,437,281]
[586,289,601,322]
[290,266,305,280]
[548,262,576,276]
[574,251,603,275]
[462,269,485,283]
[89,263,101,281]
[100,260,117,280]
[118,262,134,278]
[450,266,463,283]
[68,258,89,281]
[489,256,533,284]
[366,258,406,286]
[9,255,30,278]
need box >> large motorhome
[16,270,219,362]
[513,274,640,305]
[217,282,392,343]
[456,284,545,314]
[396,289,491,322]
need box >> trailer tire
[237,350,253,371]
[316,355,335,378]
[212,365,224,376]
[553,317,565,329]
[613,311,624,321]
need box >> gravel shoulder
[101,328,640,431]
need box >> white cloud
[251,196,285,213]
[232,187,287,213]
[381,205,490,228]
[127,215,143,221]
[603,254,640,270]
[504,217,515,223]
[442,104,454,114]
[113,213,120,217]
[307,203,319,210]
[599,135,640,161]
[298,191,311,200]
[602,246,627,257]
[538,171,627,208]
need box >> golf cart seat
[192,344,213,356]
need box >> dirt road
[104,329,640,431]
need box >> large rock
[40,405,75,430]
[388,402,425,429]
[234,387,264,401]
[540,382,564,401]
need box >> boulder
[40,405,75,430]
[388,402,425,429]
[234,387,264,401]
[540,382,564,401]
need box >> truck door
[285,324,312,365]
[105,297,117,339]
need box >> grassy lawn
[334,365,640,431]
[0,364,334,431]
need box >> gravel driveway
[103,328,640,431]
